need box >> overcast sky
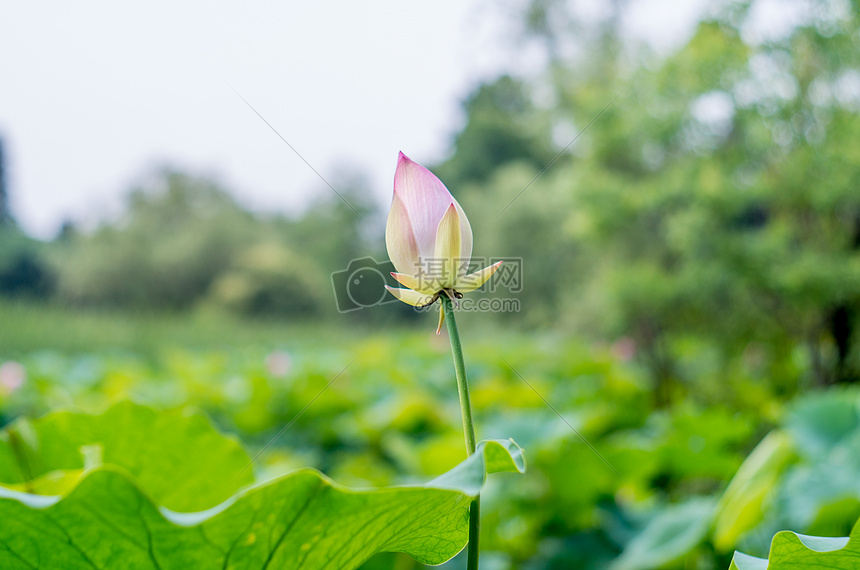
[0,0,709,238]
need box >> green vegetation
[0,299,343,357]
[2,306,855,568]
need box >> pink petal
[394,152,455,259]
[385,193,421,275]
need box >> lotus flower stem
[440,294,480,569]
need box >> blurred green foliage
[0,310,735,569]
[54,170,257,310]
[50,168,376,316]
[4,301,858,568]
[2,303,849,569]
[0,226,54,299]
[440,0,860,395]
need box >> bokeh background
[2,0,860,568]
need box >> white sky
[0,0,706,238]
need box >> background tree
[0,136,10,226]
[446,0,860,396]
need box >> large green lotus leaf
[729,519,860,569]
[0,401,253,511]
[0,403,526,569]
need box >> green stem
[440,295,480,570]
